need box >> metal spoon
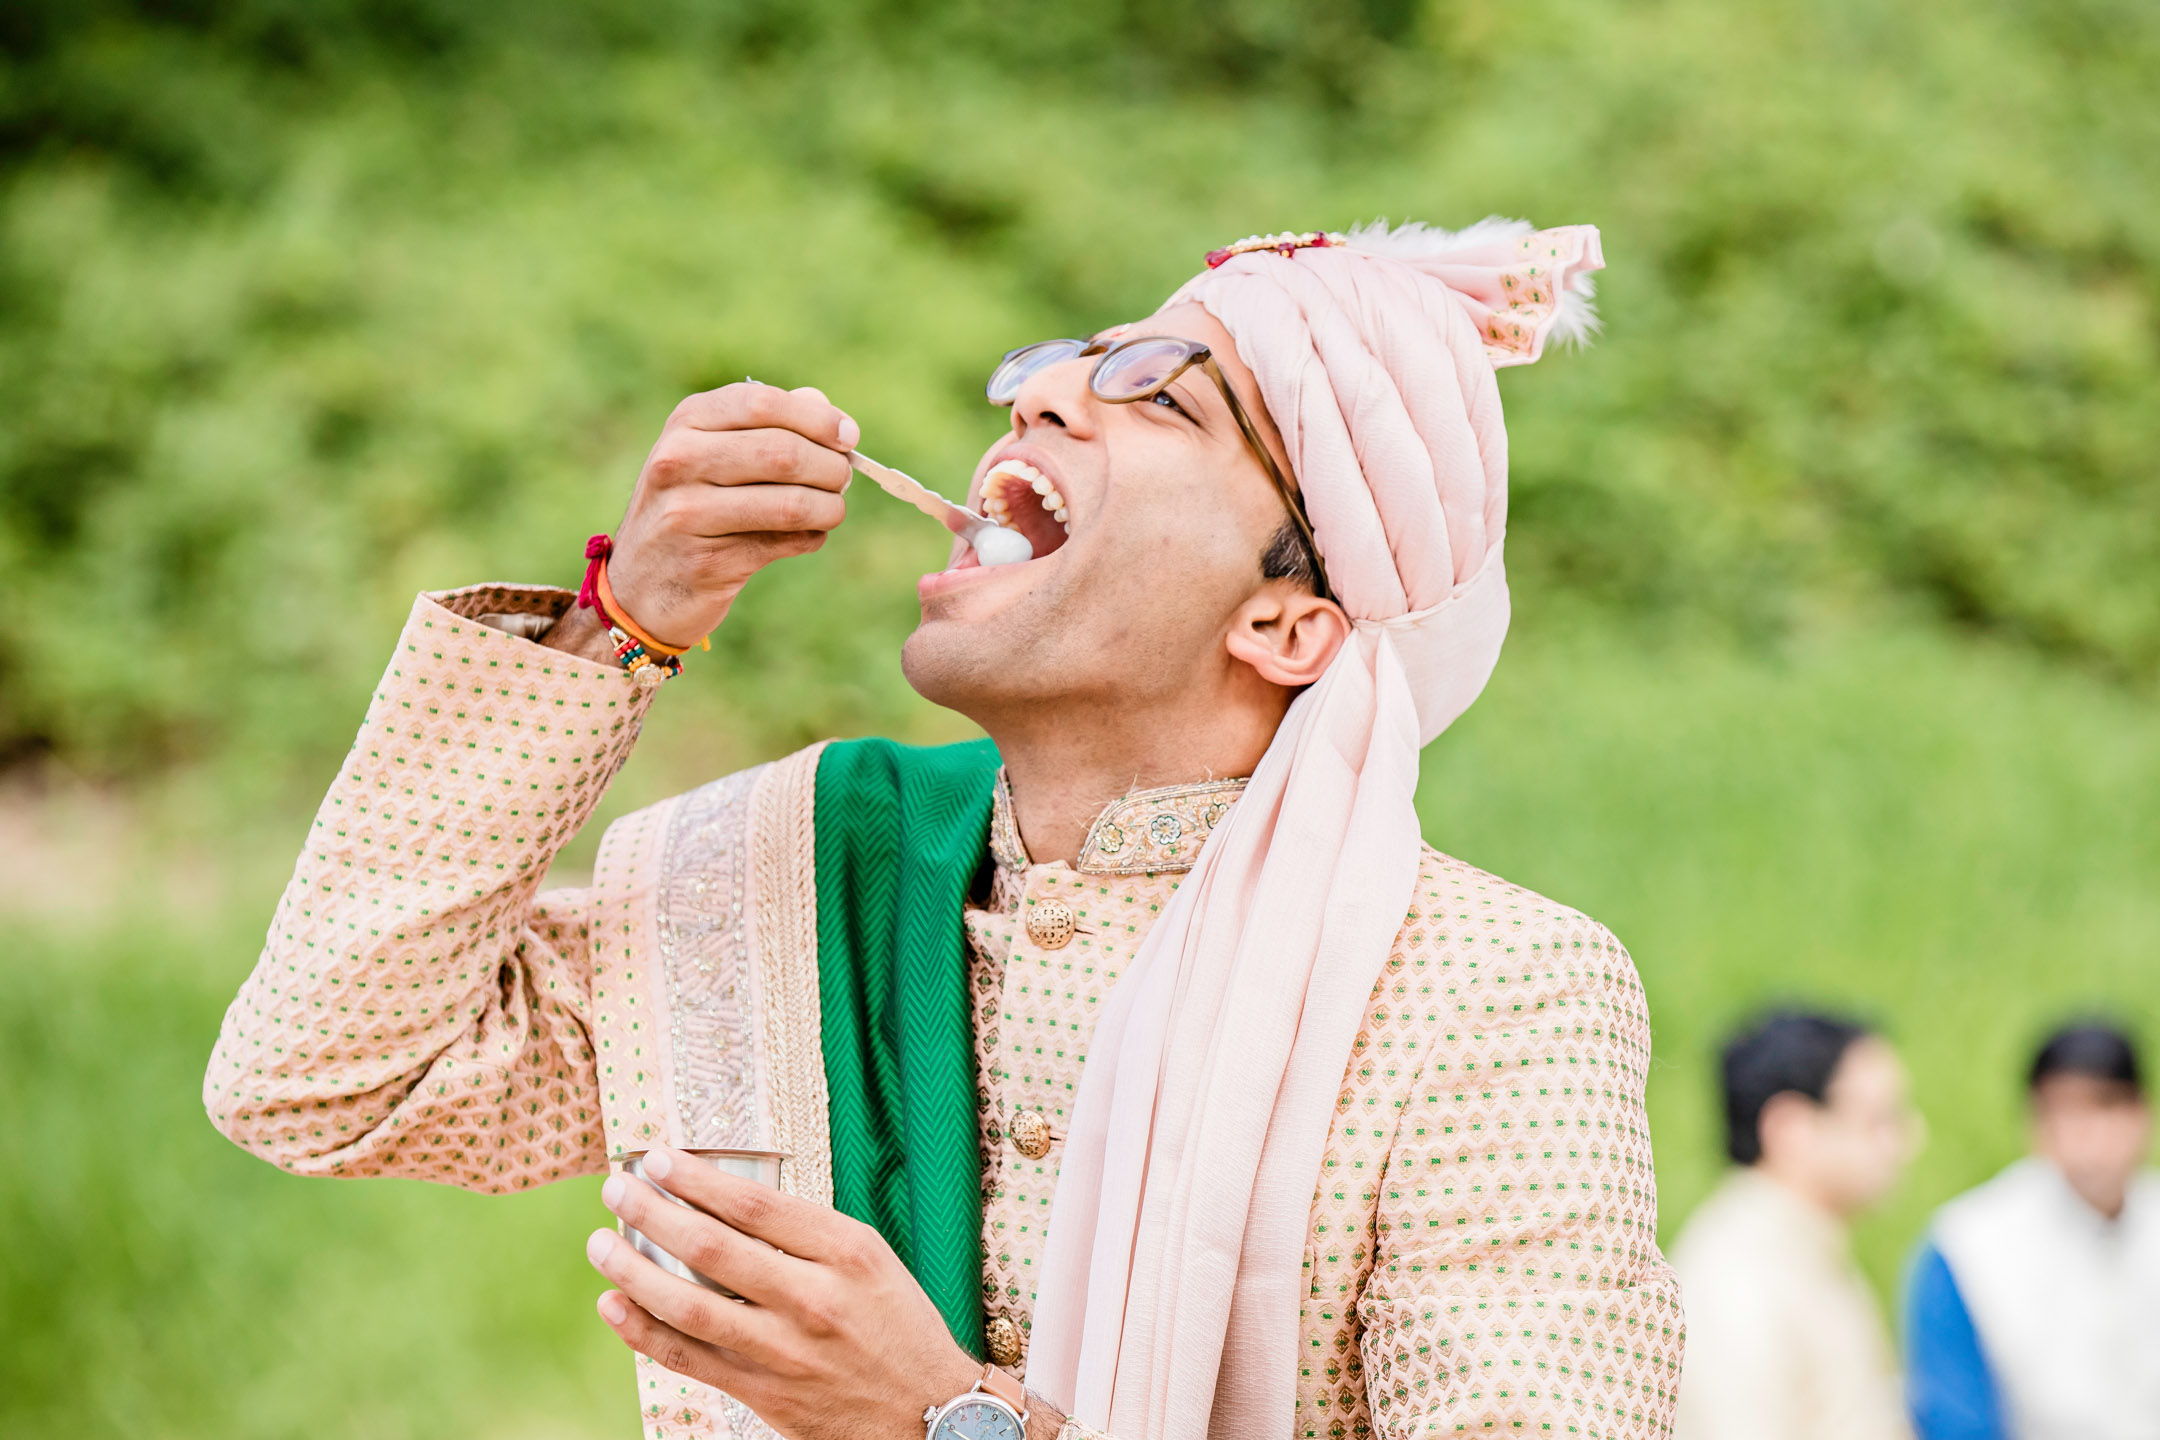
[847,451,1033,566]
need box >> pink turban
[1026,220,1606,1438]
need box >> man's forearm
[540,599,622,666]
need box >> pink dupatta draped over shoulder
[1024,220,1606,1440]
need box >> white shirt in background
[1672,1167,1912,1440]
[1931,1159,2160,1440]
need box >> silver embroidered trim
[748,744,838,1209]
[721,1395,779,1440]
[987,766,1030,874]
[657,764,770,1148]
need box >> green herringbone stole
[813,736,1002,1358]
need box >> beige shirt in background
[1671,1168,1910,1440]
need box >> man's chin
[899,616,1038,719]
[899,619,984,712]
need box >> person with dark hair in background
[1672,1011,1923,1440]
[1904,1023,2160,1440]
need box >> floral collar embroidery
[987,770,1249,877]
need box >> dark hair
[1720,1011,1871,1165]
[1259,517,1317,590]
[2028,1023,2142,1095]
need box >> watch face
[931,1397,1024,1440]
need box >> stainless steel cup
[614,1148,787,1299]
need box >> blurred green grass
[1,914,623,1439]
[3,1,2158,1435]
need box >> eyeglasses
[987,335,1332,601]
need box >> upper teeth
[981,459,1070,534]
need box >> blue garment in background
[1905,1240,2009,1440]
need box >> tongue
[1001,502,1069,559]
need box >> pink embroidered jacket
[205,586,1684,1440]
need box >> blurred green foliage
[1,0,2156,777]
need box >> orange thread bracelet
[591,547,710,657]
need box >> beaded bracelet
[605,623,683,690]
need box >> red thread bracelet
[577,533,614,616]
[577,534,708,656]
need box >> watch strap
[978,1363,1028,1418]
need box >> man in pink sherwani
[206,221,1682,1440]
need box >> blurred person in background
[203,222,1687,1440]
[1904,1023,2160,1440]
[1673,1011,1923,1440]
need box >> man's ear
[1755,1091,1819,1169]
[1223,583,1351,688]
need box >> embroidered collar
[988,768,1249,877]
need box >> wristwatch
[923,1362,1029,1440]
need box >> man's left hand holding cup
[586,1146,995,1440]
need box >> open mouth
[978,459,1074,561]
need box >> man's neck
[1751,1160,1858,1231]
[988,697,1284,866]
[2040,1153,2129,1222]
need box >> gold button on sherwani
[1024,897,1076,949]
[1009,1109,1053,1160]
[984,1315,1025,1367]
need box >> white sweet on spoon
[846,451,1034,567]
[970,525,1034,567]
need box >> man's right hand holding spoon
[545,382,860,666]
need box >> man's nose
[1009,354,1101,440]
